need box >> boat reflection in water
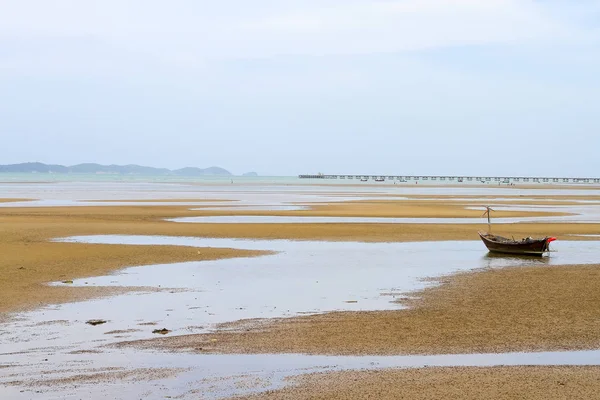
[481,252,552,270]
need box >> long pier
[298,174,600,184]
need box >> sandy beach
[236,366,600,400]
[1,183,600,399]
[0,199,597,313]
[0,205,271,314]
[126,260,600,355]
[0,198,33,203]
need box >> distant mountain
[242,171,258,177]
[0,162,232,176]
[0,162,69,174]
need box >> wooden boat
[478,231,556,256]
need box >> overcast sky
[1,1,599,176]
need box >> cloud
[0,0,591,73]
[243,0,573,50]
[1,0,599,176]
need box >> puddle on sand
[3,180,600,209]
[170,201,600,224]
[0,195,375,209]
[170,211,600,224]
[4,348,600,400]
[2,236,600,399]
[195,205,308,211]
[568,234,600,238]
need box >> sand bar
[82,198,237,203]
[126,262,600,355]
[1,199,599,314]
[0,206,271,314]
[0,198,34,203]
[235,366,600,400]
[2,187,600,398]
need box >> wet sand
[289,181,600,189]
[300,200,572,218]
[0,200,598,314]
[0,198,33,203]
[83,198,237,203]
[2,199,571,217]
[236,366,600,400]
[0,206,269,314]
[7,367,184,387]
[3,190,600,399]
[1,202,595,241]
[322,193,600,200]
[126,262,600,355]
[310,198,600,206]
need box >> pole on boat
[481,206,494,232]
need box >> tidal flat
[1,181,600,399]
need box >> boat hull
[478,232,555,256]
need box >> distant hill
[242,171,258,177]
[0,162,233,176]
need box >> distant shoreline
[0,162,236,177]
[2,173,600,189]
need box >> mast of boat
[482,206,494,232]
